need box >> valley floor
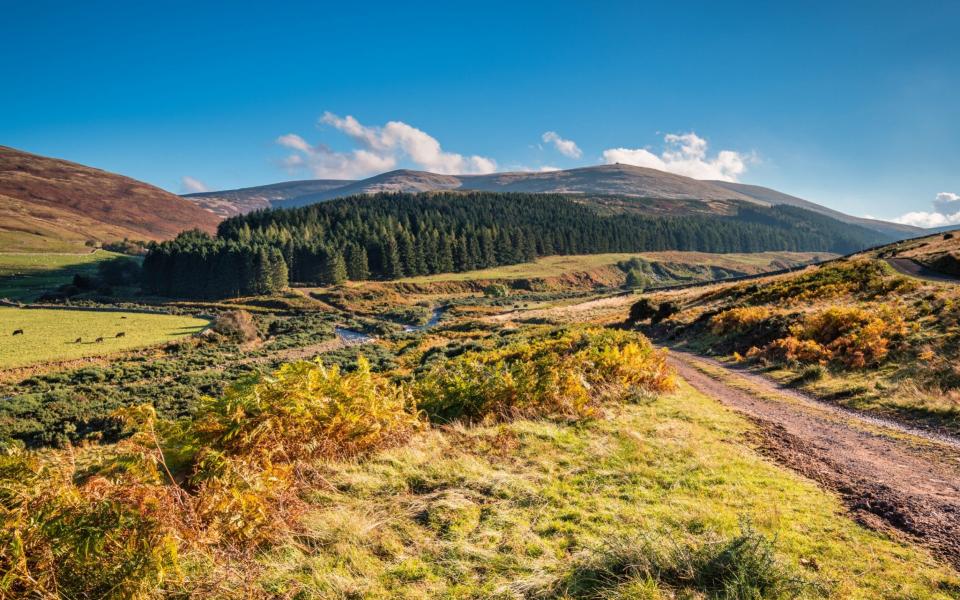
[6,249,960,597]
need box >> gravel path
[670,350,960,569]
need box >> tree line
[143,192,889,298]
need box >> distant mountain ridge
[0,145,220,252]
[184,179,353,218]
[184,164,920,238]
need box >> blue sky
[3,0,959,225]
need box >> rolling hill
[183,164,920,239]
[0,145,220,252]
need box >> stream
[335,307,446,344]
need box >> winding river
[335,307,446,344]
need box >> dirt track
[886,257,960,283]
[670,351,960,569]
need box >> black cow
[12,329,23,336]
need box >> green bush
[624,268,651,291]
[483,283,510,298]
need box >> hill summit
[0,145,220,252]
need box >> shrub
[627,298,658,324]
[102,239,150,255]
[181,357,422,545]
[483,283,510,298]
[710,307,776,335]
[763,336,828,365]
[189,356,421,466]
[791,306,906,368]
[616,256,652,274]
[652,301,680,324]
[624,268,651,291]
[759,306,908,368]
[212,309,259,343]
[416,328,674,423]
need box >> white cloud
[601,132,748,182]
[891,211,960,228]
[277,112,497,179]
[541,131,582,159]
[180,176,209,194]
[276,133,312,153]
[934,191,960,214]
[892,191,960,228]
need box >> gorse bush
[416,328,674,423]
[710,307,778,335]
[758,306,908,368]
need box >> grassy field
[392,251,834,284]
[254,381,958,598]
[0,250,133,300]
[0,307,208,369]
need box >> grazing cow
[116,332,126,338]
[95,337,104,343]
[120,316,127,319]
[12,329,23,336]
[75,337,82,344]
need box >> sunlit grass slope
[0,250,129,300]
[0,307,208,368]
[257,380,957,598]
[392,251,832,284]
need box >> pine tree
[267,247,289,292]
[347,245,369,280]
[381,235,403,279]
[323,251,348,285]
